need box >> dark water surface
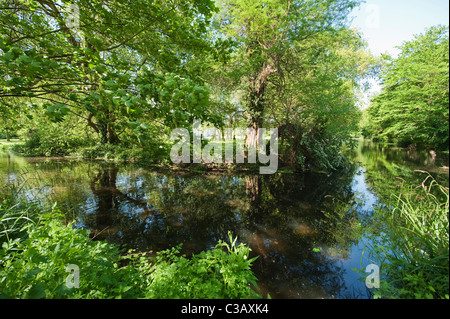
[1,140,448,299]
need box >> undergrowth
[0,183,261,299]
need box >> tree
[214,0,360,139]
[209,0,374,170]
[0,0,220,145]
[363,25,449,150]
[268,27,374,170]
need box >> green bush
[14,127,91,157]
[140,232,260,299]
[0,194,261,299]
[78,141,170,164]
[298,134,348,171]
[0,192,38,248]
[0,131,19,140]
[78,143,125,160]
[0,218,134,298]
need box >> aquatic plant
[360,173,449,299]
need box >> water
[0,140,448,299]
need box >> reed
[365,172,449,299]
[0,183,39,246]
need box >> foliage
[13,123,90,157]
[139,232,260,299]
[0,187,261,299]
[0,0,379,172]
[0,0,221,147]
[0,189,38,247]
[1,216,133,299]
[209,0,376,170]
[363,25,449,150]
[359,173,449,299]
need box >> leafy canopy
[0,0,221,144]
[363,25,449,150]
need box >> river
[0,140,448,299]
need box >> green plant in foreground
[0,212,134,298]
[359,173,449,299]
[0,195,261,299]
[137,232,261,299]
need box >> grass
[361,172,449,299]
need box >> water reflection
[346,140,449,203]
[0,141,448,299]
[75,164,370,299]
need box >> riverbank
[0,185,262,299]
[5,138,448,176]
[360,174,449,299]
[4,139,299,175]
[1,141,449,299]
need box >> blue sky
[348,0,449,107]
[350,0,449,57]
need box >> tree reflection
[2,141,448,298]
[347,140,449,203]
[59,162,366,298]
[1,153,374,299]
[237,167,365,298]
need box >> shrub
[78,141,170,164]
[14,127,91,157]
[0,217,133,298]
[0,194,261,299]
[139,232,260,299]
[78,143,125,160]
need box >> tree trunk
[98,120,108,144]
[98,116,119,145]
[2,118,10,141]
[245,63,276,151]
[107,122,119,144]
[246,86,265,149]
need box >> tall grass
[392,174,449,261]
[364,172,449,299]
[0,183,39,246]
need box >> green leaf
[95,65,106,73]
[84,104,95,113]
[105,80,118,88]
[26,268,42,278]
[27,283,46,299]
